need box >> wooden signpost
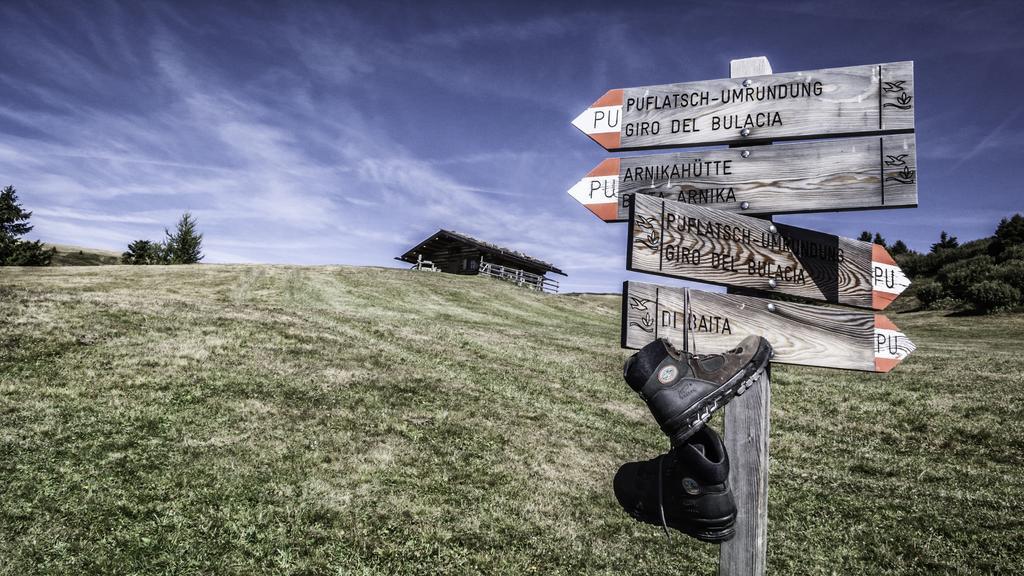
[572,61,914,151]
[626,194,911,310]
[569,55,918,576]
[622,281,915,372]
[567,134,917,222]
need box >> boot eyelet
[681,477,701,495]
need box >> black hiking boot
[613,425,736,543]
[623,335,772,446]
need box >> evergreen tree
[0,185,54,266]
[155,240,172,264]
[890,240,909,256]
[857,231,873,242]
[994,214,1024,250]
[873,232,887,247]
[164,212,203,264]
[931,231,959,253]
[121,239,159,264]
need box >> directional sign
[627,194,910,310]
[572,61,914,151]
[568,134,917,222]
[622,282,915,372]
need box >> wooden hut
[396,229,565,293]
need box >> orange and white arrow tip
[571,89,623,150]
[874,315,916,372]
[871,244,911,310]
[566,158,621,221]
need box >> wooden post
[719,56,773,576]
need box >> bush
[122,239,162,265]
[996,260,1024,291]
[966,280,1021,314]
[897,251,930,278]
[937,255,996,299]
[997,244,1024,263]
[915,281,946,308]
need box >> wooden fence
[479,261,559,293]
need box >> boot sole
[625,506,737,543]
[665,341,773,446]
[670,512,738,543]
[682,524,736,543]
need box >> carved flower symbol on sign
[628,295,655,333]
[629,311,655,333]
[884,92,913,110]
[885,166,916,185]
[634,216,661,250]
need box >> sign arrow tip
[570,90,623,150]
[871,244,911,310]
[874,315,916,372]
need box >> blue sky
[2,0,1022,292]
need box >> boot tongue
[694,354,725,373]
[662,338,682,359]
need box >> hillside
[1,265,1022,575]
[43,243,122,266]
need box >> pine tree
[0,185,54,266]
[858,231,873,242]
[890,240,909,256]
[931,231,959,253]
[873,232,887,247]
[164,212,204,264]
[994,214,1024,249]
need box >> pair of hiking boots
[613,335,772,543]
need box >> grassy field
[43,244,122,266]
[1,265,1022,575]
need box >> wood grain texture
[567,134,918,221]
[721,55,773,576]
[627,194,901,309]
[720,366,770,576]
[621,281,914,372]
[578,61,915,151]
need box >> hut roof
[396,229,566,276]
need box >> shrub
[897,251,930,278]
[996,260,1024,291]
[915,281,946,308]
[937,255,996,299]
[997,244,1024,263]
[122,239,161,265]
[966,280,1021,314]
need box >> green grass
[1,265,1022,575]
[44,244,122,266]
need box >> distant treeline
[122,212,204,265]
[863,214,1024,314]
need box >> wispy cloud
[1,1,1022,293]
